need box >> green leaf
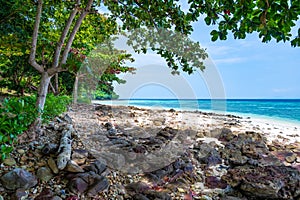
[204,17,212,25]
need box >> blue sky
[101,5,300,99]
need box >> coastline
[1,102,299,199]
[76,102,300,199]
[92,99,300,143]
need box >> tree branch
[52,0,81,69]
[59,0,94,67]
[47,66,68,76]
[29,0,44,73]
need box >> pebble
[48,157,59,174]
[3,157,16,166]
[17,149,26,154]
[285,153,297,163]
[36,167,53,182]
[65,160,84,173]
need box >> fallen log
[57,124,73,170]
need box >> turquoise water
[95,99,300,123]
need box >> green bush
[0,96,37,159]
[0,94,71,159]
[42,94,71,123]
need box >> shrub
[0,94,71,159]
[42,94,71,123]
[0,96,37,159]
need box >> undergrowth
[0,94,71,159]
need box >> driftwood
[57,124,73,170]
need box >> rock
[36,167,53,182]
[104,122,113,130]
[143,191,171,200]
[285,152,297,163]
[63,114,73,124]
[86,175,109,197]
[205,176,227,189]
[0,168,37,190]
[218,128,235,141]
[153,120,163,126]
[47,158,59,174]
[52,196,62,200]
[195,143,222,166]
[68,177,89,193]
[12,188,27,200]
[17,149,25,154]
[125,182,151,195]
[72,149,88,160]
[133,194,149,200]
[3,157,16,166]
[222,165,300,199]
[84,159,107,175]
[34,188,53,200]
[156,127,177,140]
[177,188,185,193]
[41,143,58,155]
[65,160,84,173]
[196,132,204,138]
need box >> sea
[93,99,300,124]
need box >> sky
[99,4,300,99]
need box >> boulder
[0,168,37,190]
[222,165,300,199]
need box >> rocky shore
[0,103,299,199]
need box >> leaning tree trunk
[55,73,59,95]
[73,74,79,104]
[35,72,52,125]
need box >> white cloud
[213,57,245,65]
[272,88,293,93]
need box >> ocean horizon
[93,98,300,124]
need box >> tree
[67,42,135,103]
[186,0,300,46]
[2,0,297,132]
[27,0,208,127]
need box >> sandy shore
[1,102,299,199]
[67,103,300,199]
[92,100,300,145]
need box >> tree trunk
[73,74,79,104]
[55,73,59,95]
[36,72,52,113]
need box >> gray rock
[41,143,58,155]
[63,114,72,124]
[33,188,53,200]
[65,160,84,173]
[47,157,59,174]
[223,165,300,199]
[0,168,37,190]
[52,196,62,200]
[72,149,89,165]
[3,158,16,166]
[68,177,89,193]
[86,175,109,197]
[84,160,107,175]
[133,194,150,200]
[36,167,53,182]
[13,188,28,200]
[72,149,89,159]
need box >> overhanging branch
[60,0,94,67]
[29,0,44,73]
[52,0,81,69]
